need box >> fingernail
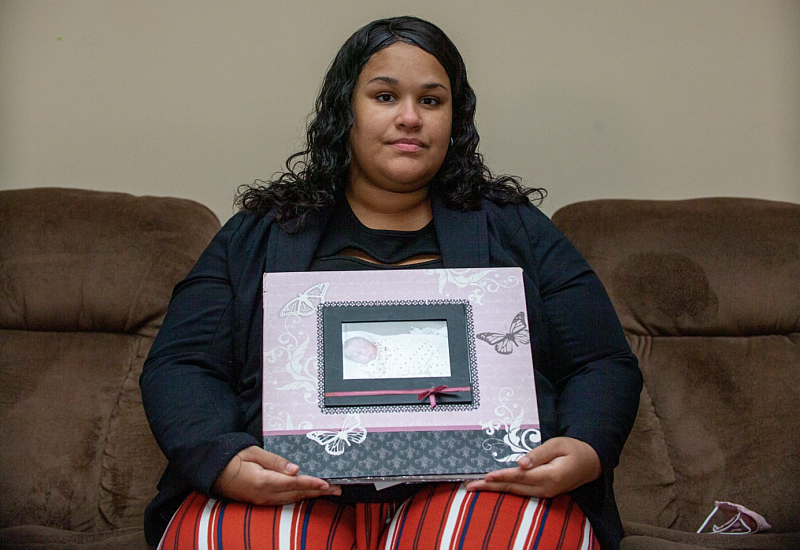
[518,457,532,469]
[286,463,299,473]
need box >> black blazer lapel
[266,208,333,273]
[432,198,489,268]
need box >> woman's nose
[396,100,422,129]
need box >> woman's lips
[390,139,423,152]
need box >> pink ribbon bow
[418,385,458,408]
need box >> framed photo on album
[262,268,541,485]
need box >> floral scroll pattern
[263,402,313,432]
[481,387,541,463]
[263,315,317,404]
[424,269,519,305]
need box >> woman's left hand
[465,436,602,498]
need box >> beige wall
[1,0,798,223]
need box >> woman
[141,16,642,550]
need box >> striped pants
[158,483,597,550]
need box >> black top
[311,199,443,271]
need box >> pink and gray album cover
[262,268,540,483]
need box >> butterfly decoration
[306,414,367,456]
[476,312,530,355]
[279,282,330,317]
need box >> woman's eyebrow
[421,82,448,91]
[366,76,449,91]
[367,76,399,85]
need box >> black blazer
[141,197,642,549]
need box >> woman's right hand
[212,446,341,505]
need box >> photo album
[262,268,541,485]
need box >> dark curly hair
[237,16,544,232]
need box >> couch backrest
[552,198,800,533]
[0,188,221,532]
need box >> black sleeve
[519,204,642,475]
[140,213,260,494]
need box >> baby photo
[341,320,451,380]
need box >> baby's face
[345,339,377,364]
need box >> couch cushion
[0,331,150,530]
[552,198,800,534]
[0,524,149,550]
[0,188,220,534]
[0,188,220,337]
[623,521,800,550]
[633,334,799,533]
[552,198,799,338]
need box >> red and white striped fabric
[158,484,597,550]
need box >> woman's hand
[212,446,341,505]
[465,437,601,498]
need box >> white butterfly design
[279,282,330,317]
[306,414,367,456]
[476,311,530,355]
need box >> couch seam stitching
[632,332,680,530]
[95,333,144,530]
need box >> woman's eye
[420,97,441,106]
[376,93,395,102]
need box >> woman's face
[348,42,452,195]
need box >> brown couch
[1,190,797,549]
[0,188,220,549]
[552,198,800,550]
